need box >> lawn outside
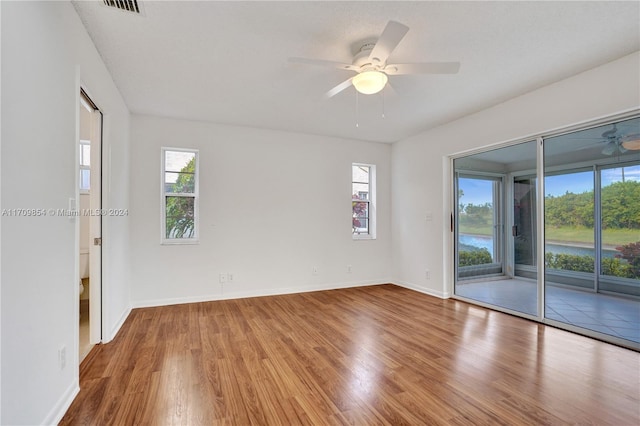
[547,227,639,247]
[458,224,492,236]
[459,225,639,247]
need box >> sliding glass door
[453,115,640,348]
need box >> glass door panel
[543,117,640,345]
[454,140,537,316]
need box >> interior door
[87,97,102,344]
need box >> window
[352,163,376,239]
[79,140,91,193]
[162,148,198,244]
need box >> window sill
[353,234,376,241]
[161,239,200,246]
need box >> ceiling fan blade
[601,124,617,138]
[384,62,461,75]
[368,21,409,66]
[325,77,353,98]
[288,57,358,72]
[385,81,399,98]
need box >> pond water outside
[459,234,619,258]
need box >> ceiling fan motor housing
[352,40,381,70]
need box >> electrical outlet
[347,264,352,273]
[425,269,431,280]
[219,273,228,284]
[312,266,318,275]
[58,346,66,370]
[228,273,234,282]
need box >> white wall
[0,2,130,424]
[391,51,640,297]
[130,115,392,306]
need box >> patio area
[456,278,640,344]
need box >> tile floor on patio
[455,278,640,344]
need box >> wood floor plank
[61,285,640,425]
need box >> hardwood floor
[61,284,640,425]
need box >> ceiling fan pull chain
[355,91,359,128]
[382,87,386,119]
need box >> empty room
[1,1,639,424]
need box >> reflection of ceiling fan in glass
[600,124,640,155]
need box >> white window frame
[79,139,91,194]
[161,147,199,245]
[352,163,376,240]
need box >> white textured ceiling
[72,1,640,143]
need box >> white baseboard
[42,380,79,426]
[132,279,391,309]
[103,305,132,343]
[392,280,451,299]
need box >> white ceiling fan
[289,21,460,98]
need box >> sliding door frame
[536,136,545,319]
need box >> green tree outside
[166,157,195,238]
[545,180,640,229]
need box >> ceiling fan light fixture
[621,134,640,151]
[352,71,388,95]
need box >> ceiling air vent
[102,0,142,15]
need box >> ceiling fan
[600,124,640,155]
[289,21,460,98]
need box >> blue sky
[459,165,640,206]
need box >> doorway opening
[78,89,102,362]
